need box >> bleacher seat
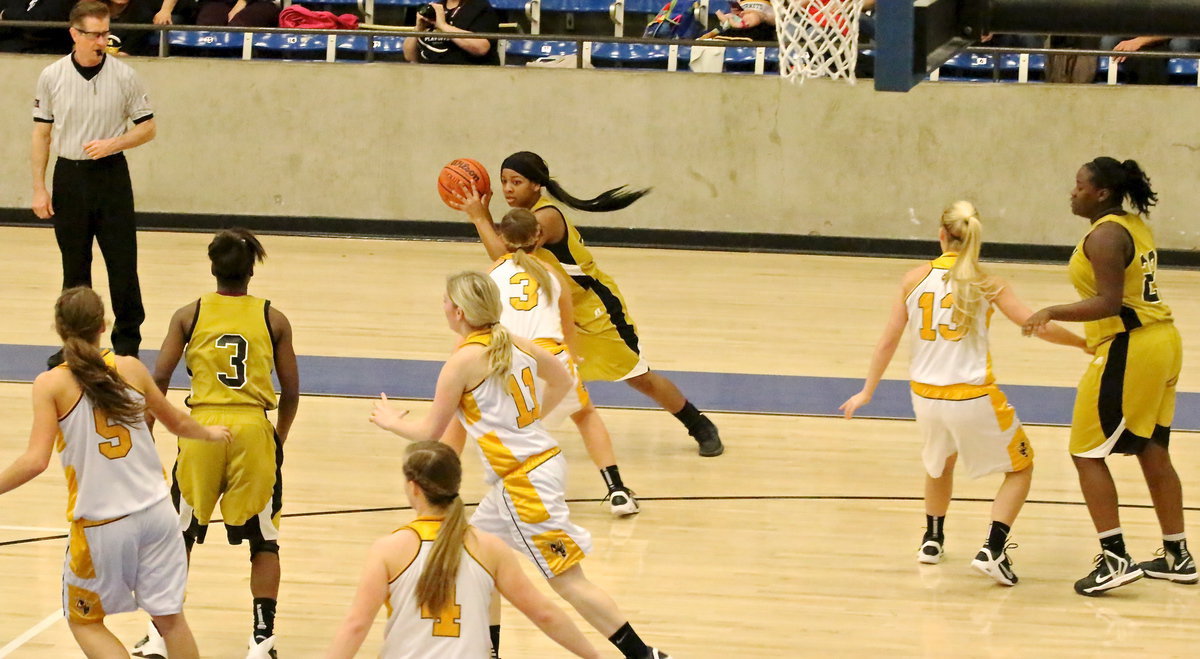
[590,42,672,68]
[336,34,407,61]
[721,45,778,73]
[254,33,330,61]
[999,53,1045,79]
[939,52,996,81]
[507,39,579,63]
[166,30,246,58]
[1168,57,1199,84]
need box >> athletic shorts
[911,384,1033,479]
[535,339,592,428]
[172,406,282,546]
[573,278,650,383]
[62,498,187,624]
[470,451,593,578]
[1071,322,1181,457]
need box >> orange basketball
[437,158,491,207]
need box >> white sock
[1098,527,1123,539]
[1164,532,1187,542]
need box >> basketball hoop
[775,0,865,84]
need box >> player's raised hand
[448,184,493,223]
[370,393,410,432]
[839,391,871,420]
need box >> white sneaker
[971,544,1018,586]
[132,621,167,659]
[247,635,277,659]
[607,488,640,517]
[917,535,944,564]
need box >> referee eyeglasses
[73,27,112,41]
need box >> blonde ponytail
[940,201,999,335]
[404,441,468,616]
[446,271,512,380]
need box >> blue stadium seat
[542,0,611,10]
[507,39,579,62]
[166,31,246,58]
[939,52,995,81]
[590,42,672,68]
[1168,57,1199,84]
[998,53,1045,81]
[721,45,778,73]
[336,34,408,61]
[254,33,330,61]
[491,0,531,10]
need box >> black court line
[4,494,1198,548]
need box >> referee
[32,1,155,363]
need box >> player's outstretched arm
[120,357,231,443]
[840,271,919,419]
[270,307,300,443]
[1023,224,1130,335]
[990,278,1087,350]
[448,184,507,260]
[325,536,394,659]
[370,349,476,442]
[485,534,602,659]
[0,374,59,495]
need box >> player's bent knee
[248,538,280,557]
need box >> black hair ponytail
[1085,157,1159,216]
[501,151,651,213]
[208,228,267,282]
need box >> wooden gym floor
[0,227,1197,657]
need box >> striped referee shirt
[32,54,154,161]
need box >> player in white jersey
[0,287,229,658]
[840,202,1087,586]
[487,209,638,516]
[327,441,600,659]
[369,272,669,659]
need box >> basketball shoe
[645,649,671,658]
[247,634,277,659]
[1138,547,1198,584]
[1075,550,1143,596]
[605,487,640,517]
[690,418,724,457]
[131,621,166,659]
[971,543,1018,586]
[917,532,944,564]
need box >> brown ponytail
[405,441,468,615]
[499,209,555,298]
[55,287,144,426]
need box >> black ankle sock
[672,401,705,433]
[925,515,945,541]
[608,622,650,659]
[601,465,625,491]
[252,597,276,642]
[490,624,501,658]
[1099,532,1126,556]
[986,521,1011,554]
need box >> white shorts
[540,348,592,429]
[470,452,593,578]
[62,497,188,624]
[911,386,1034,479]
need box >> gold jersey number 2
[509,272,539,311]
[917,292,966,342]
[420,585,463,637]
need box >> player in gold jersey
[1024,158,1193,595]
[455,151,723,458]
[142,229,300,658]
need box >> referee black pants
[52,154,144,356]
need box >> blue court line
[3,343,1198,431]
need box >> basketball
[437,158,491,207]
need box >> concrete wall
[3,54,1199,248]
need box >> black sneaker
[971,543,1018,586]
[603,487,640,517]
[46,349,64,370]
[1138,547,1198,584]
[1074,550,1143,596]
[645,649,670,659]
[917,532,944,564]
[690,417,724,457]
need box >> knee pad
[248,538,279,557]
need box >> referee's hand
[84,138,120,160]
[32,188,54,219]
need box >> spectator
[713,0,776,41]
[0,0,74,53]
[403,0,500,66]
[188,0,279,28]
[1102,36,1199,84]
[103,0,158,56]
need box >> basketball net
[774,0,865,84]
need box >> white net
[774,0,865,84]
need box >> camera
[417,3,437,21]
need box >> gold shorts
[1070,322,1181,457]
[172,406,282,545]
